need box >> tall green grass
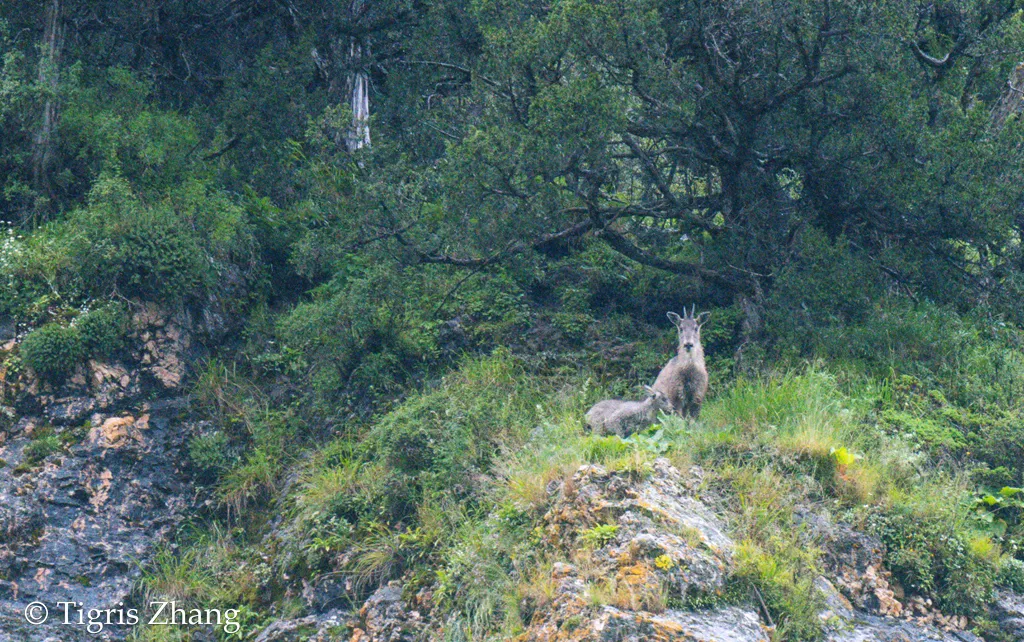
[146,333,1017,641]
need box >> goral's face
[677,319,701,353]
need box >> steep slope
[255,459,1019,641]
[0,306,214,641]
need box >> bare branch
[597,225,734,289]
[410,218,595,267]
[396,60,508,96]
[622,135,678,206]
[910,41,951,67]
[202,135,240,160]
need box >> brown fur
[653,307,709,419]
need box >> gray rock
[303,575,350,612]
[825,614,983,642]
[0,492,44,544]
[993,590,1024,640]
[253,609,348,642]
[799,510,902,616]
[42,396,95,426]
[0,401,201,641]
[350,582,425,641]
[592,605,768,642]
[542,459,734,599]
[512,461,766,641]
[817,576,983,642]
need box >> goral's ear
[695,311,710,326]
[666,311,683,328]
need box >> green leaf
[830,447,855,467]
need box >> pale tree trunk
[347,43,371,151]
[992,62,1024,132]
[31,0,63,203]
[345,0,370,152]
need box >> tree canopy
[3,0,1024,330]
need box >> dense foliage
[3,0,1024,640]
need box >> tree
[332,0,1024,317]
[31,0,62,205]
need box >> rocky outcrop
[817,577,983,642]
[340,460,1002,642]
[4,301,230,422]
[803,510,904,618]
[805,510,986,637]
[252,610,349,642]
[540,460,734,597]
[513,561,769,642]
[0,401,201,641]
[993,590,1024,640]
[349,582,426,642]
[130,303,196,390]
[0,304,216,642]
[512,460,769,641]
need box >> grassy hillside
[4,1,1024,639]
[122,296,1024,641]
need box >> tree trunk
[991,62,1024,132]
[31,0,63,205]
[347,42,371,151]
[345,0,370,152]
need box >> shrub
[579,524,618,548]
[79,177,246,305]
[81,208,211,303]
[0,175,247,319]
[76,304,128,357]
[366,350,546,516]
[967,414,1024,488]
[20,324,84,381]
[998,557,1024,592]
[278,263,443,410]
[766,228,882,356]
[188,431,235,475]
[22,427,61,465]
[868,503,997,615]
[456,270,531,343]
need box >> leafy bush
[20,324,84,381]
[767,228,882,356]
[104,216,209,301]
[967,415,1024,489]
[868,503,997,615]
[76,304,128,357]
[22,427,61,466]
[998,557,1024,592]
[456,270,531,343]
[366,350,545,515]
[579,524,618,548]
[59,67,202,200]
[188,431,235,476]
[279,263,450,410]
[73,179,213,302]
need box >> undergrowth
[134,302,1024,642]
